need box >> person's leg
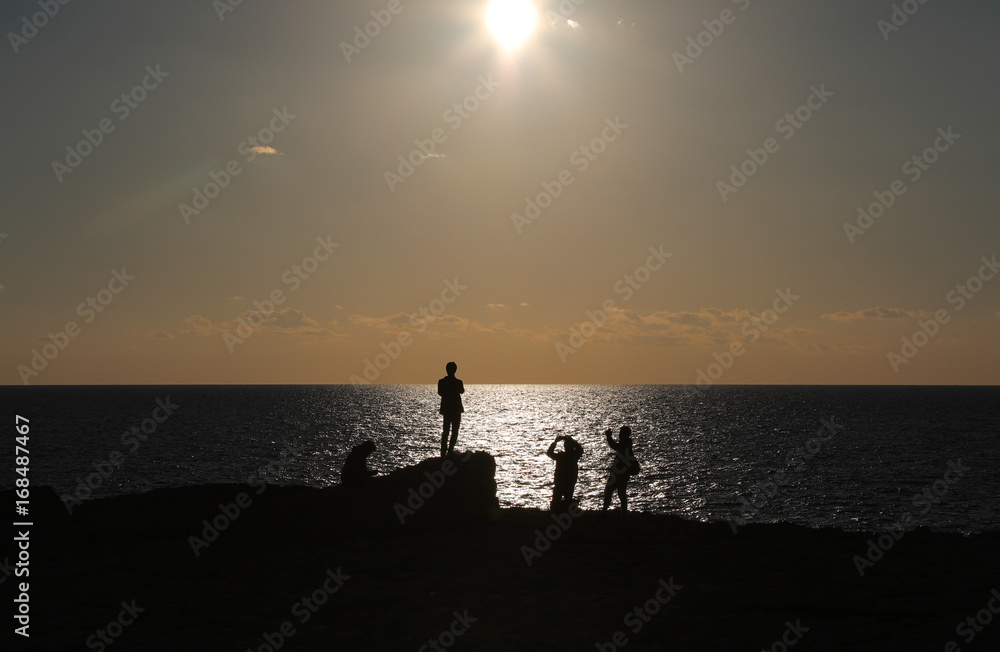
[560,480,573,506]
[618,478,629,513]
[602,473,615,510]
[448,413,461,455]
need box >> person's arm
[605,429,618,451]
[546,437,560,460]
[437,378,444,397]
[568,438,583,458]
[458,379,464,394]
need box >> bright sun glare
[485,0,538,50]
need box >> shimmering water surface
[4,385,998,532]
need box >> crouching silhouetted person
[547,435,583,511]
[602,427,639,514]
[341,440,376,491]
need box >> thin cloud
[348,311,541,341]
[542,2,637,34]
[252,307,331,336]
[348,306,805,348]
[822,306,931,322]
[180,314,215,335]
[177,309,340,338]
[348,313,413,331]
[250,146,282,156]
[544,307,811,349]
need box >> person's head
[446,361,457,375]
[619,426,632,443]
[360,440,376,456]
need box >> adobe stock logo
[886,255,996,373]
[694,288,800,386]
[223,235,339,353]
[350,279,467,384]
[555,246,671,363]
[716,85,833,202]
[877,0,931,41]
[843,126,960,244]
[340,0,413,63]
[7,0,73,54]
[671,0,752,73]
[511,117,628,234]
[384,75,500,192]
[17,268,137,385]
[51,65,170,182]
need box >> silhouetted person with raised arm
[547,435,584,511]
[437,361,464,457]
[341,440,376,491]
[602,426,640,513]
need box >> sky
[1,0,998,385]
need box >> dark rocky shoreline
[7,452,1000,651]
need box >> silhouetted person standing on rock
[547,435,584,511]
[341,440,376,491]
[602,426,639,513]
[437,361,464,457]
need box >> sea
[3,385,998,534]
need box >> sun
[485,0,538,50]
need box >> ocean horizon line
[4,382,999,388]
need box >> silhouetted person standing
[547,435,584,511]
[341,440,376,491]
[602,426,639,513]
[437,361,464,457]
